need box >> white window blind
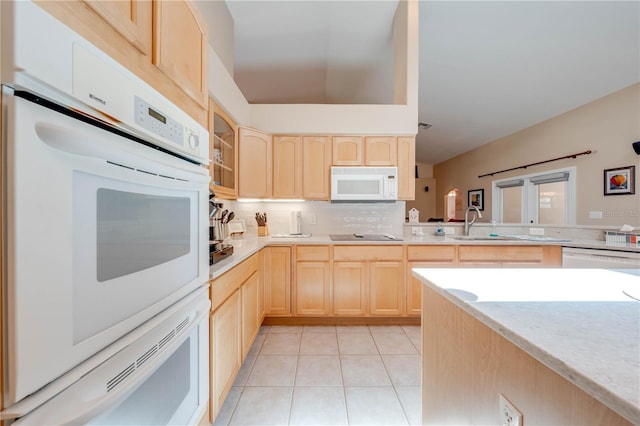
[530,172,570,185]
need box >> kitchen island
[414,268,639,425]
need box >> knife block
[257,225,269,236]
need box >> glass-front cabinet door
[208,99,237,198]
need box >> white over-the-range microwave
[330,166,398,202]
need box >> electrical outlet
[308,212,317,225]
[589,211,603,219]
[529,227,545,236]
[444,227,454,235]
[499,394,523,426]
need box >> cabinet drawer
[407,245,456,261]
[211,253,259,310]
[458,245,544,262]
[296,245,330,261]
[333,245,403,261]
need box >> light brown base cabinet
[209,253,261,422]
[210,290,240,421]
[240,271,260,358]
[406,245,457,316]
[263,246,292,316]
[332,261,368,316]
[332,245,405,317]
[265,244,561,322]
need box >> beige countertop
[209,233,638,279]
[412,268,640,424]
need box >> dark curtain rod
[478,150,592,178]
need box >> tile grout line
[225,325,420,426]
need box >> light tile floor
[214,325,421,426]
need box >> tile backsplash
[221,200,406,236]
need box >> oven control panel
[134,96,190,148]
[72,45,207,164]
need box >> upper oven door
[3,90,210,404]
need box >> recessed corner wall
[433,83,640,227]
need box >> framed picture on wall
[468,188,484,210]
[604,166,635,195]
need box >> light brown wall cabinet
[331,135,415,200]
[263,246,292,316]
[273,136,302,199]
[397,136,416,200]
[302,136,332,200]
[83,0,152,55]
[238,127,273,198]
[332,136,364,165]
[238,132,414,201]
[365,136,397,165]
[40,0,208,125]
[209,100,237,198]
[153,0,207,107]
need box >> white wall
[208,46,250,126]
[207,0,419,136]
[248,0,419,135]
[195,0,234,76]
[434,83,640,227]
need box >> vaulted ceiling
[225,1,640,165]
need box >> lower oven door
[3,89,210,404]
[7,286,210,425]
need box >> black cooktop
[329,233,403,241]
[210,241,233,265]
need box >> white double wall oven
[2,2,211,423]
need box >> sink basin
[451,235,571,242]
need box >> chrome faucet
[464,205,483,236]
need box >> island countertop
[412,268,640,424]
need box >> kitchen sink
[329,233,403,241]
[452,235,571,242]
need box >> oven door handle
[34,121,209,183]
[11,297,209,425]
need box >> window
[492,167,576,225]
